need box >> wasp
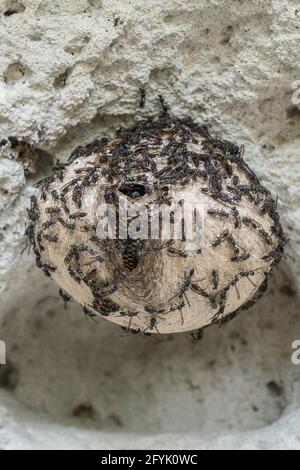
[41,220,56,231]
[239,144,245,159]
[238,267,263,287]
[81,223,97,233]
[43,234,59,243]
[211,303,227,322]
[90,235,103,245]
[261,244,285,265]
[258,229,273,246]
[206,166,222,192]
[222,191,241,203]
[43,263,57,276]
[158,94,169,115]
[118,309,140,330]
[154,190,172,206]
[98,281,119,297]
[175,269,209,306]
[45,207,61,215]
[43,269,52,278]
[226,235,240,256]
[97,298,120,316]
[238,158,255,178]
[104,187,118,205]
[60,194,70,214]
[166,241,188,258]
[144,317,161,335]
[211,269,219,289]
[83,251,106,266]
[172,269,195,306]
[92,300,107,316]
[212,229,230,248]
[57,218,76,230]
[271,223,284,238]
[82,306,98,321]
[230,207,241,229]
[232,175,239,186]
[36,231,45,251]
[208,292,219,309]
[241,217,260,230]
[83,269,98,286]
[67,265,82,284]
[207,209,229,219]
[72,184,83,209]
[144,306,166,314]
[139,88,146,108]
[22,229,37,256]
[35,175,55,200]
[65,244,88,264]
[189,329,204,342]
[210,190,240,204]
[53,160,68,172]
[167,299,185,324]
[168,300,185,313]
[35,256,43,269]
[61,177,81,194]
[259,197,277,216]
[140,154,157,173]
[59,289,71,309]
[69,212,87,220]
[219,284,230,305]
[92,286,102,302]
[51,190,60,201]
[225,274,241,299]
[230,253,250,262]
[28,195,40,222]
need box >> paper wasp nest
[27,116,286,335]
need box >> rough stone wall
[0,0,299,450]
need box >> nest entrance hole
[119,183,147,199]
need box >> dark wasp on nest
[26,103,287,336]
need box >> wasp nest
[27,115,286,335]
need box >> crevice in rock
[3,1,25,16]
[64,34,91,55]
[7,137,54,180]
[4,62,29,85]
[0,362,19,391]
[286,105,300,120]
[53,67,73,89]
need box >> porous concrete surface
[0,0,299,450]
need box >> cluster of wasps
[26,111,287,339]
